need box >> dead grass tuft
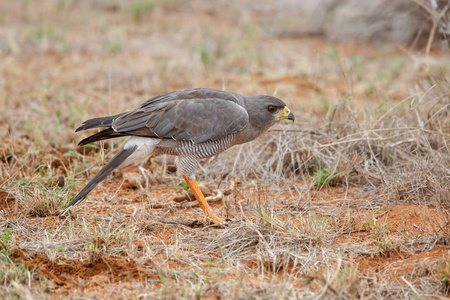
[437,251,450,294]
[22,188,65,217]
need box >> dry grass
[0,0,449,299]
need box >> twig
[151,190,225,209]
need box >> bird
[63,88,295,224]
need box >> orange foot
[183,175,231,225]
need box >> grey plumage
[112,89,249,143]
[64,88,295,216]
[78,128,126,146]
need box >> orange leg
[182,175,226,224]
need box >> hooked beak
[275,106,295,122]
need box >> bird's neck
[232,122,272,146]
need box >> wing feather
[112,89,249,143]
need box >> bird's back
[77,88,250,146]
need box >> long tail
[62,145,138,215]
[78,128,128,146]
[76,113,125,132]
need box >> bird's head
[245,95,295,130]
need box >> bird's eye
[268,105,277,113]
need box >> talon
[211,216,227,224]
[189,219,201,227]
[183,175,228,226]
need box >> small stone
[54,175,65,188]
[172,192,189,202]
[172,181,213,202]
[167,165,177,173]
[51,159,63,170]
[124,173,145,189]
[197,182,212,197]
